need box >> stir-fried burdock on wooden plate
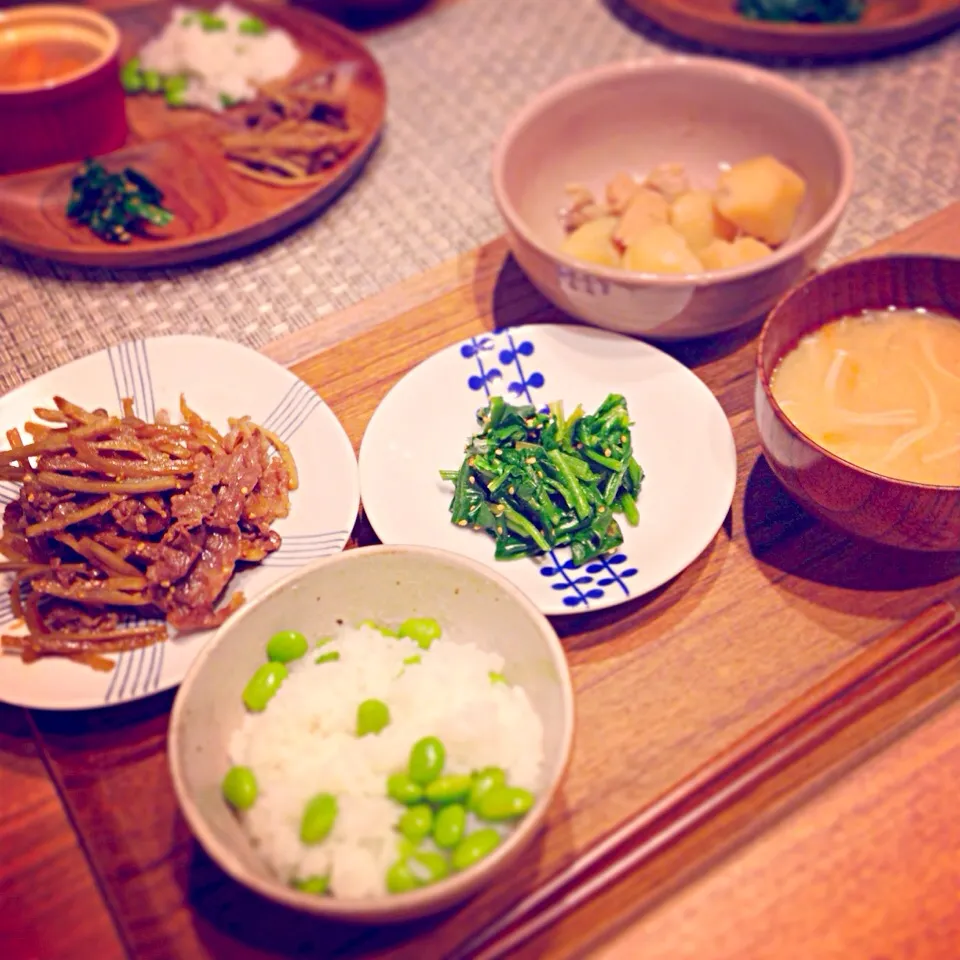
[0,396,296,670]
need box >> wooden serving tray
[624,0,960,59]
[0,0,386,268]
[17,200,960,960]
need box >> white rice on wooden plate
[228,623,546,900]
[138,3,300,112]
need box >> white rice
[228,623,546,900]
[138,3,299,112]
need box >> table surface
[2,1,960,959]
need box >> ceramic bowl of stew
[491,56,854,341]
[0,5,128,175]
[755,254,960,551]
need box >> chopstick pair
[452,599,960,960]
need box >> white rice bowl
[228,623,546,900]
[138,3,300,111]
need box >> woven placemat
[0,0,957,393]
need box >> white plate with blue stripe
[359,323,736,616]
[0,335,359,710]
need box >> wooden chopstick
[451,600,960,960]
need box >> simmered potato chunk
[714,155,806,246]
[561,215,621,268]
[613,188,669,249]
[669,189,736,253]
[623,223,704,275]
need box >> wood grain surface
[623,0,960,59]
[10,200,960,960]
[0,704,126,960]
[592,685,960,960]
[0,0,386,268]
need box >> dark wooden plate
[0,0,386,268]
[623,0,960,59]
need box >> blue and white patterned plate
[0,336,359,710]
[359,324,736,616]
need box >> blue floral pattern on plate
[459,330,637,610]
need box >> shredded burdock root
[0,395,297,670]
[221,65,362,187]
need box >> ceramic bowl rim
[168,543,577,921]
[0,4,121,97]
[755,252,960,494]
[491,54,855,288]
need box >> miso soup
[770,308,960,487]
[0,38,97,87]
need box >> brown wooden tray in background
[0,0,386,268]
[623,0,960,59]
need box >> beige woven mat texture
[0,0,958,393]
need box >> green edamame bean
[315,651,340,665]
[424,774,472,805]
[451,827,501,871]
[359,619,397,637]
[387,772,423,805]
[467,767,506,813]
[397,804,433,844]
[221,765,257,810]
[432,803,466,849]
[410,850,449,885]
[238,15,267,35]
[408,736,445,785]
[397,617,441,650]
[475,785,534,821]
[294,874,329,895]
[356,698,391,736]
[142,68,161,94]
[385,859,419,894]
[396,835,420,859]
[120,57,143,93]
[300,792,338,845]
[242,661,287,712]
[266,629,308,663]
[489,671,507,685]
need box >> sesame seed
[457,519,468,526]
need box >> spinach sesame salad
[440,393,644,567]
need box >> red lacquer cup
[0,5,128,175]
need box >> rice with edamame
[227,621,545,899]
[137,3,299,112]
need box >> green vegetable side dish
[66,159,175,245]
[441,394,644,567]
[736,0,864,23]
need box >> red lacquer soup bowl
[755,255,960,552]
[0,5,128,175]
